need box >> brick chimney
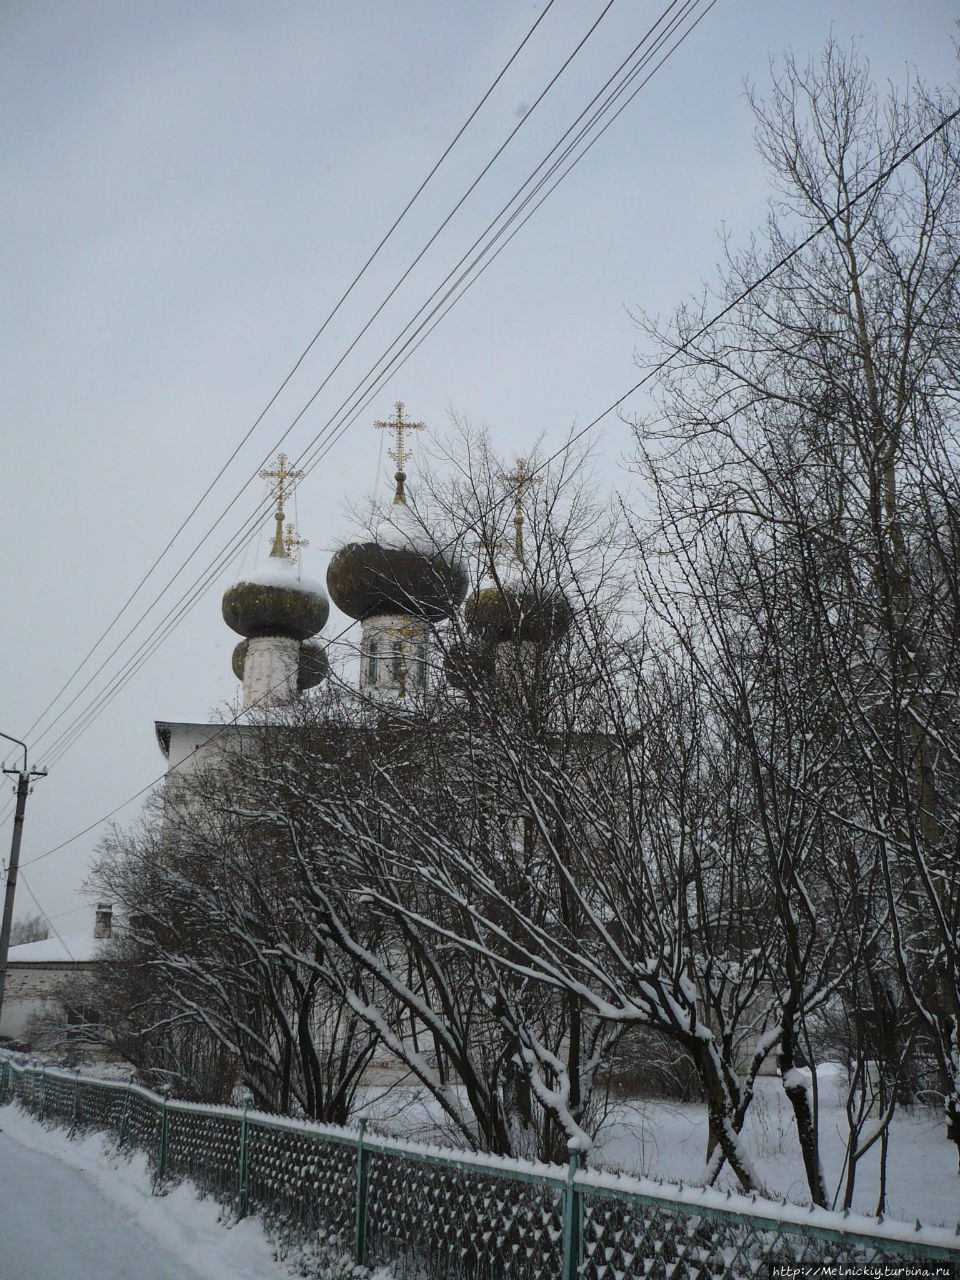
[94,902,113,940]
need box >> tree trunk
[691,1041,764,1195]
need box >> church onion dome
[327,402,469,623]
[465,581,573,646]
[232,636,329,690]
[222,552,330,641]
[327,509,468,622]
[461,455,572,648]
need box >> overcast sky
[2,1,958,938]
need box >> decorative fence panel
[2,1058,958,1279]
[76,1078,125,1137]
[244,1113,357,1250]
[164,1102,244,1203]
[364,1146,567,1278]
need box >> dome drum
[232,637,329,693]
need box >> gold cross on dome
[284,522,308,560]
[505,457,534,561]
[260,453,303,518]
[261,453,304,556]
[375,402,425,503]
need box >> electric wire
[21,0,701,773]
[290,0,714,481]
[16,870,77,962]
[18,89,960,869]
[19,0,562,757]
[19,0,627,770]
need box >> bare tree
[93,773,383,1119]
[632,41,960,1183]
[9,914,49,946]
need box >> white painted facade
[0,919,109,1042]
[241,634,299,708]
[360,614,430,695]
[155,721,252,779]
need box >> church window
[367,638,378,684]
[416,643,426,687]
[392,639,403,681]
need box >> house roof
[6,932,103,963]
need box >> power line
[291,0,715,482]
[21,92,960,872]
[21,1,698,772]
[19,0,563,755]
[16,871,76,963]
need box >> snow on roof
[233,555,328,600]
[6,931,103,963]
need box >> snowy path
[0,1128,191,1280]
[0,1104,292,1280]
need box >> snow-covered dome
[327,538,467,622]
[223,545,330,641]
[327,497,467,623]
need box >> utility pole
[0,733,47,1026]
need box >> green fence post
[118,1073,133,1147]
[237,1092,252,1221]
[69,1070,80,1137]
[354,1118,370,1266]
[562,1150,582,1280]
[155,1086,170,1190]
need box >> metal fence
[2,1057,958,1278]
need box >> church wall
[360,614,430,695]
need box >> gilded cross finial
[260,453,304,556]
[375,402,425,504]
[505,457,534,562]
[284,522,308,563]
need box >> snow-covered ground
[0,1104,294,1280]
[1,1069,956,1278]
[592,1069,960,1229]
[359,1068,960,1232]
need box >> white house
[0,904,112,1043]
